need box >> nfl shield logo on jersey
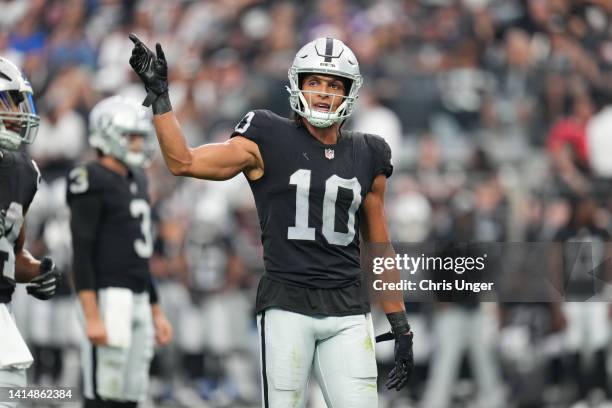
[324,148,334,160]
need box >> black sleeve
[67,165,103,292]
[230,110,270,144]
[22,156,40,212]
[366,134,393,178]
[148,275,159,304]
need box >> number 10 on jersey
[288,169,361,246]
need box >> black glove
[128,33,172,114]
[387,331,414,390]
[377,311,414,391]
[26,257,62,301]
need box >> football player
[67,96,173,408]
[129,36,414,407]
[0,57,61,407]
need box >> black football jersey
[0,151,40,303]
[67,162,153,293]
[231,110,392,315]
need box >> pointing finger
[155,43,165,61]
[129,33,143,45]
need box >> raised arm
[128,34,263,181]
[152,112,263,180]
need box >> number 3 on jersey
[130,199,153,258]
[288,169,361,246]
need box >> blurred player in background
[129,34,414,408]
[0,56,62,407]
[554,196,612,406]
[67,96,173,408]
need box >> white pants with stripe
[257,308,378,408]
[78,288,154,402]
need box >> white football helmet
[287,37,363,128]
[0,57,39,151]
[89,96,154,167]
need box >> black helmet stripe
[324,37,333,62]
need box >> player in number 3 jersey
[67,96,172,408]
[130,36,414,407]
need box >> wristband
[386,311,411,337]
[152,91,172,115]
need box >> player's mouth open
[313,103,331,112]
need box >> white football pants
[78,288,154,402]
[0,303,31,408]
[257,308,378,408]
[0,367,26,408]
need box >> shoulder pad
[231,109,288,142]
[364,133,393,178]
[14,152,41,209]
[30,159,42,190]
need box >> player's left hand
[26,257,62,301]
[153,311,173,346]
[386,331,414,391]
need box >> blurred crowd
[3,0,612,407]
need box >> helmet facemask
[287,37,363,129]
[0,90,40,151]
[287,68,362,128]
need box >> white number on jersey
[68,167,89,194]
[130,199,153,258]
[288,169,316,240]
[0,202,24,280]
[235,111,255,133]
[288,169,362,246]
